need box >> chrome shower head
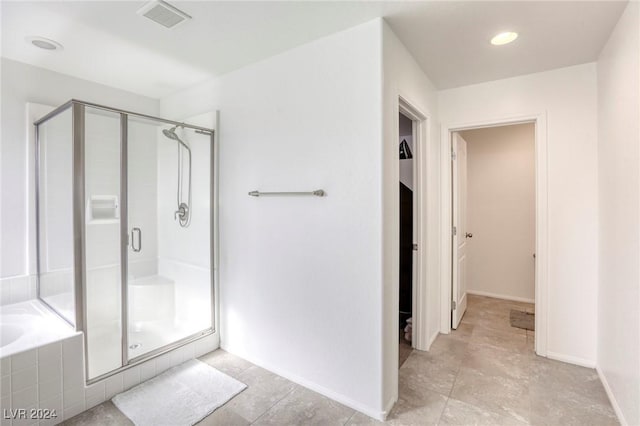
[163,126,179,140]
[162,126,191,153]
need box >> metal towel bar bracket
[248,189,325,197]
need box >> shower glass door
[126,117,213,360]
[36,100,215,383]
[83,106,124,379]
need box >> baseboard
[596,365,628,426]
[466,290,534,304]
[221,345,386,421]
[546,351,595,368]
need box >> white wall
[161,20,386,418]
[439,63,599,366]
[0,58,158,284]
[381,20,440,412]
[460,124,535,302]
[161,19,441,417]
[596,2,640,425]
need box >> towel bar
[248,190,325,197]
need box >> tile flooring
[399,335,413,368]
[63,295,618,425]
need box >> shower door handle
[131,228,142,252]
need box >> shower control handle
[175,207,184,220]
[131,228,142,252]
[175,203,188,222]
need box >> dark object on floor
[510,309,535,331]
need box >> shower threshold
[87,327,214,385]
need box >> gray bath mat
[510,309,535,331]
[112,359,246,426]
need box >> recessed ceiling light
[25,36,63,51]
[491,32,518,46]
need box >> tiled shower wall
[1,332,218,426]
[0,276,37,306]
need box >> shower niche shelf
[86,195,119,224]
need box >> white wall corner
[221,345,387,422]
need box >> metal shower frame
[34,99,216,384]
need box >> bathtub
[0,300,76,358]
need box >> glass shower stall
[34,100,215,382]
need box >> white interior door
[452,133,468,329]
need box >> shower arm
[176,139,191,154]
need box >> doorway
[449,122,537,349]
[398,111,415,367]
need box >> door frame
[439,113,548,357]
[398,96,429,351]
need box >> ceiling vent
[137,0,192,29]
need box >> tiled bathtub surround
[1,333,218,425]
[0,301,76,359]
[0,276,37,307]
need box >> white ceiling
[1,1,628,99]
[385,1,628,89]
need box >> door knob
[465,232,473,239]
